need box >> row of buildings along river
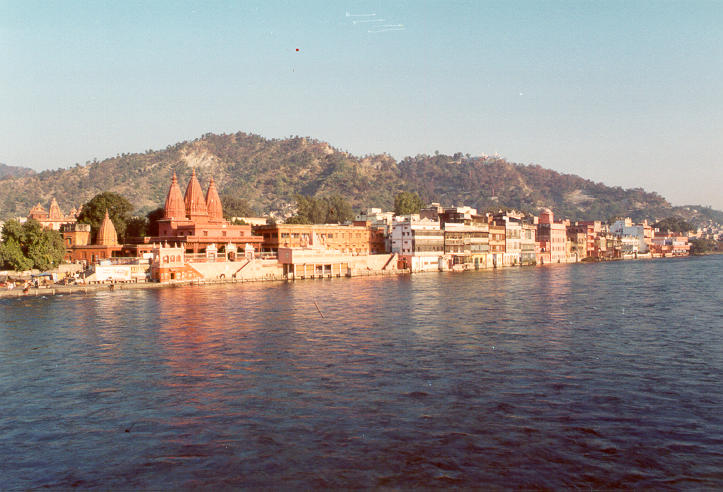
[14,171,696,284]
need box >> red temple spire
[184,169,208,220]
[164,172,186,219]
[205,176,223,221]
[96,209,118,246]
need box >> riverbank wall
[0,253,692,300]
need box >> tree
[23,220,66,271]
[0,236,33,271]
[296,195,328,224]
[690,238,717,255]
[326,195,353,223]
[126,216,148,238]
[653,216,694,234]
[394,191,423,215]
[146,207,165,236]
[0,219,65,271]
[286,195,354,224]
[77,192,133,243]
[285,215,311,224]
[221,195,256,218]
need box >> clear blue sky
[2,0,722,209]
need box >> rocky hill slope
[1,132,720,226]
[0,162,35,179]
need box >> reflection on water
[1,256,722,488]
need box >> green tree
[126,216,148,238]
[394,191,423,215]
[286,195,353,224]
[294,195,327,224]
[653,216,694,234]
[146,207,165,236]
[77,192,133,243]
[0,236,33,271]
[23,220,65,270]
[326,194,353,223]
[284,215,311,224]
[689,238,717,254]
[0,219,64,271]
[221,195,256,218]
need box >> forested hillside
[0,163,35,179]
[1,132,720,226]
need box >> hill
[1,132,720,226]
[0,162,35,179]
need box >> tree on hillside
[77,192,133,243]
[394,191,423,216]
[653,216,694,234]
[221,195,257,218]
[286,195,353,224]
[0,219,65,271]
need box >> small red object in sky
[296,48,299,52]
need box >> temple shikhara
[28,198,79,230]
[155,169,263,255]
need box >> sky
[2,0,722,209]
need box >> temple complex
[153,170,263,255]
[28,198,79,230]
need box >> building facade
[255,223,374,255]
[536,209,567,264]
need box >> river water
[1,256,721,489]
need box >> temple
[61,209,123,263]
[153,170,263,255]
[28,198,79,230]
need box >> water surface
[1,256,721,488]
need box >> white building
[355,208,395,226]
[391,215,444,272]
[611,218,649,253]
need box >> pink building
[536,209,567,264]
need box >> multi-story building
[571,220,602,258]
[610,217,649,253]
[442,222,489,269]
[566,229,587,262]
[520,223,536,265]
[355,208,395,226]
[651,233,690,256]
[439,206,478,225]
[493,212,522,266]
[255,223,373,255]
[488,220,506,267]
[536,209,567,264]
[353,210,394,253]
[391,216,444,272]
[420,203,445,222]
